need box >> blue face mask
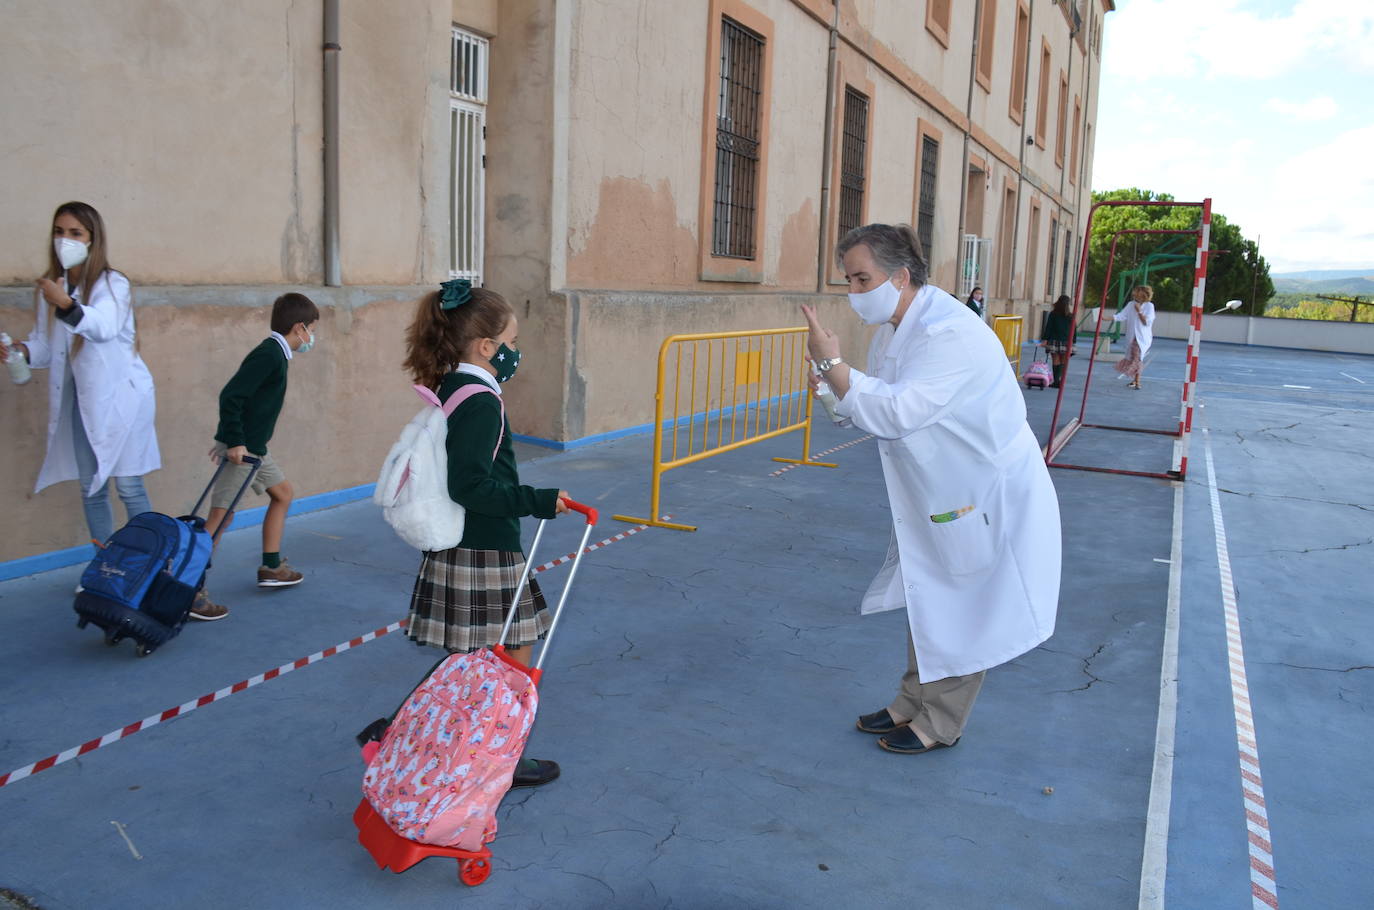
[489,342,520,383]
[297,327,316,354]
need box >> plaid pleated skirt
[1043,340,1070,355]
[406,547,550,653]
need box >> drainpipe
[956,0,984,292]
[323,0,341,286]
[815,3,840,293]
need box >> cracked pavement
[2,339,1371,908]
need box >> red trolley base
[352,798,493,887]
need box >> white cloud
[1094,2,1374,270]
[1247,124,1374,268]
[1104,0,1374,81]
[1262,95,1339,121]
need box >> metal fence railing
[613,327,837,532]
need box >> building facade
[0,0,1111,563]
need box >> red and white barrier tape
[1204,430,1279,909]
[768,435,874,476]
[0,518,654,790]
[0,621,404,788]
[528,517,657,573]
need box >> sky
[1093,0,1374,274]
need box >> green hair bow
[439,278,472,310]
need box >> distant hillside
[1271,273,1374,296]
[1271,268,1374,281]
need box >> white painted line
[1138,479,1184,910]
[1339,372,1366,384]
[111,820,143,860]
[1282,384,1312,390]
[1153,558,1172,565]
[1203,429,1280,909]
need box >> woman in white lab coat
[1,202,160,545]
[1113,285,1156,389]
[802,223,1061,755]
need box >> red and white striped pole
[1174,198,1212,478]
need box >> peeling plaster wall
[563,2,708,289]
[567,290,872,440]
[482,0,568,441]
[0,1,452,289]
[0,288,424,564]
[453,0,499,37]
[0,1,324,286]
[340,0,451,285]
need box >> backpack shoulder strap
[436,382,506,461]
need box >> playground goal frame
[1044,198,1212,481]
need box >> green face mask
[490,342,521,383]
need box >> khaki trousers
[887,628,986,746]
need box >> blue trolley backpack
[74,456,260,657]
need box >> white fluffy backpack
[374,383,503,551]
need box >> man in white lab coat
[803,223,1061,755]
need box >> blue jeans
[71,398,152,544]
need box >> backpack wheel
[136,643,155,658]
[459,858,491,886]
[105,634,121,646]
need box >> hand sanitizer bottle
[1,333,31,385]
[814,374,841,423]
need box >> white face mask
[847,278,902,325]
[54,237,90,270]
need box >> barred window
[449,27,488,282]
[838,87,869,240]
[451,28,488,103]
[712,18,765,260]
[917,135,939,263]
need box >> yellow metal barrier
[612,326,837,532]
[992,315,1024,375]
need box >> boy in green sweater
[189,293,319,621]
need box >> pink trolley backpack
[353,498,598,887]
[1023,347,1053,389]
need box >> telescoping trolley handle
[496,497,599,676]
[187,455,263,545]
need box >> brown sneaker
[257,561,304,588]
[189,589,230,621]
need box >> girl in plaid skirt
[401,280,570,666]
[1043,294,1074,388]
[400,279,570,788]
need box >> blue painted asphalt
[1,338,1370,909]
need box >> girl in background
[965,286,985,318]
[1042,294,1073,388]
[1113,285,1156,389]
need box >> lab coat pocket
[928,508,998,576]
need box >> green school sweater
[440,372,560,552]
[215,338,289,456]
[1043,312,1073,343]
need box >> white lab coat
[833,284,1061,682]
[24,271,160,495]
[1113,301,1155,356]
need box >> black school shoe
[356,717,390,748]
[511,758,561,789]
[878,726,960,755]
[855,708,902,734]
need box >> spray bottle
[813,369,842,423]
[1,333,32,385]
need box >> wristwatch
[815,357,844,373]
